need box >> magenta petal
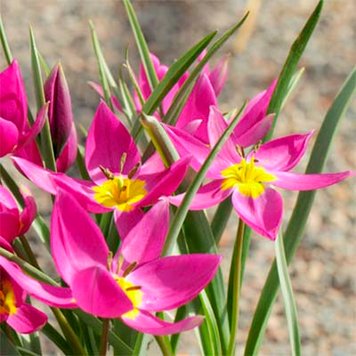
[18,104,48,149]
[0,117,19,157]
[253,132,314,172]
[71,266,132,318]
[7,303,47,334]
[51,190,109,285]
[0,256,75,308]
[0,185,18,209]
[273,171,351,191]
[138,157,190,207]
[169,180,231,210]
[164,124,209,172]
[208,55,229,96]
[0,60,28,133]
[231,188,283,240]
[0,212,19,242]
[207,106,240,165]
[56,124,78,172]
[18,191,37,235]
[177,74,217,143]
[123,310,203,336]
[129,254,221,311]
[119,200,169,265]
[234,113,274,148]
[114,209,144,240]
[86,101,140,183]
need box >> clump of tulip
[0,0,353,355]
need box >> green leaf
[0,16,13,64]
[75,311,133,354]
[164,12,249,126]
[0,328,20,356]
[275,234,301,356]
[244,67,356,356]
[131,30,217,139]
[211,198,233,243]
[122,0,159,90]
[89,21,113,109]
[266,0,324,139]
[163,102,245,254]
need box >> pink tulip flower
[51,190,221,335]
[44,64,78,172]
[170,108,351,240]
[0,185,36,244]
[0,250,76,333]
[0,61,47,163]
[13,101,190,216]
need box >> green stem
[155,335,173,356]
[51,308,87,356]
[99,319,110,356]
[227,219,245,356]
[0,17,13,64]
[19,236,40,269]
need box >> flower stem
[19,235,40,269]
[99,319,110,356]
[227,218,245,355]
[52,308,87,356]
[155,335,173,356]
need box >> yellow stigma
[115,277,142,320]
[93,176,147,212]
[0,280,17,316]
[221,158,276,198]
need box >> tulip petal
[86,101,140,183]
[169,180,231,210]
[0,185,18,209]
[163,124,210,172]
[273,171,351,191]
[253,132,313,172]
[177,74,217,143]
[114,209,144,240]
[0,212,20,242]
[0,256,76,308]
[123,310,203,336]
[0,60,28,133]
[71,266,132,318]
[138,157,190,207]
[51,190,109,285]
[129,254,221,311]
[18,190,37,235]
[0,117,18,157]
[56,124,78,172]
[231,188,283,240]
[233,80,276,147]
[7,303,47,334]
[119,200,169,265]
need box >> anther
[99,165,114,180]
[123,261,138,277]
[126,286,141,292]
[107,252,113,270]
[128,162,141,179]
[120,153,127,173]
[236,145,245,158]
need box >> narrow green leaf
[275,234,301,356]
[0,329,20,356]
[42,323,73,355]
[211,198,233,243]
[29,27,57,171]
[89,21,113,109]
[165,12,249,126]
[244,67,355,356]
[38,51,51,77]
[266,0,324,139]
[163,102,245,254]
[75,310,133,354]
[122,0,159,90]
[0,16,13,64]
[131,31,217,139]
[281,67,305,109]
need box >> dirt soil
[1,0,355,355]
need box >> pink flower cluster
[0,54,350,334]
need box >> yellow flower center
[221,158,276,198]
[0,280,17,316]
[93,176,147,212]
[115,277,142,320]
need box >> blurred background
[1,0,355,354]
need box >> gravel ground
[1,0,355,355]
